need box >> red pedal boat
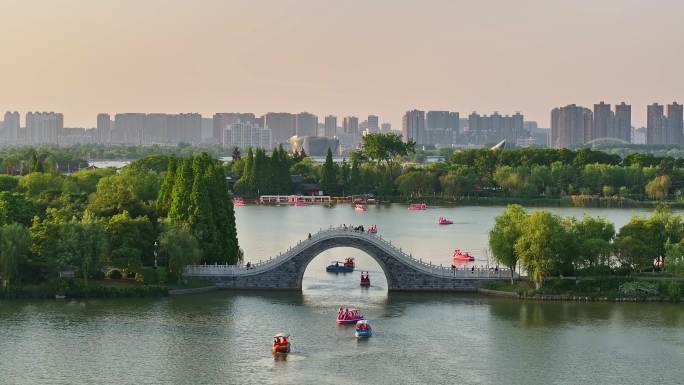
[453,249,475,262]
[336,308,364,324]
[438,217,453,225]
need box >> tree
[87,175,144,218]
[489,205,527,283]
[439,166,478,197]
[157,156,177,213]
[103,211,155,272]
[514,211,565,289]
[55,222,107,285]
[319,148,338,194]
[169,158,194,222]
[395,171,435,197]
[0,223,30,291]
[645,175,671,200]
[188,153,216,259]
[361,132,416,166]
[568,216,615,269]
[159,224,200,281]
[0,192,34,227]
[231,147,241,161]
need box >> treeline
[0,144,230,165]
[226,137,684,202]
[490,204,684,288]
[0,153,239,296]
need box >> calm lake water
[1,204,684,385]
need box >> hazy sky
[1,0,683,128]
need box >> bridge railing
[184,226,518,280]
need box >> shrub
[618,281,659,298]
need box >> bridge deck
[185,226,517,281]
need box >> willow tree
[514,211,565,289]
[0,223,31,292]
[489,204,527,283]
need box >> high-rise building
[381,123,391,132]
[592,101,613,140]
[96,113,111,144]
[667,102,683,145]
[26,112,63,145]
[295,112,318,137]
[466,111,524,145]
[614,102,632,143]
[425,110,459,146]
[213,113,256,144]
[222,122,272,150]
[647,103,666,145]
[113,113,145,144]
[263,112,296,145]
[550,104,592,148]
[324,115,337,138]
[367,115,379,133]
[402,110,425,144]
[3,111,20,144]
[342,116,359,135]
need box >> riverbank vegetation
[488,203,684,300]
[0,152,239,299]
[224,134,684,206]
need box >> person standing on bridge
[308,233,311,239]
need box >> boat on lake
[355,320,372,338]
[408,203,428,210]
[327,258,355,273]
[272,333,291,354]
[233,197,246,206]
[355,204,366,212]
[453,249,475,262]
[438,217,453,225]
[337,308,364,324]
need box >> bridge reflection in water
[184,226,517,292]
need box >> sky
[0,0,683,128]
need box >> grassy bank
[483,277,684,302]
[1,279,169,300]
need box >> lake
[1,204,683,384]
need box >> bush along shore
[481,278,684,303]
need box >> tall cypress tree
[209,160,239,264]
[319,148,337,195]
[189,153,216,262]
[157,156,177,213]
[169,157,193,223]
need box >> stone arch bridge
[184,226,516,292]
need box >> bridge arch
[184,227,515,292]
[294,235,396,290]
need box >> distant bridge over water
[184,227,516,292]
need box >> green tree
[103,211,155,272]
[159,224,201,281]
[87,175,145,217]
[514,211,565,289]
[319,148,338,194]
[157,156,177,213]
[489,204,527,283]
[169,158,194,222]
[0,223,31,291]
[55,222,107,285]
[361,132,416,166]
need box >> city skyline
[1,0,683,128]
